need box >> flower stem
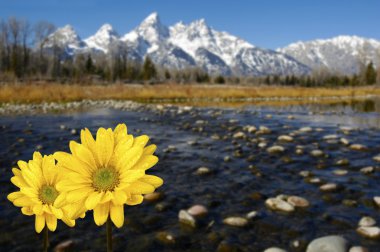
[106,216,112,252]
[43,226,49,252]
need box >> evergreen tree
[85,54,94,74]
[214,75,225,84]
[141,56,157,81]
[365,61,376,85]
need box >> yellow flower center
[92,168,119,191]
[39,185,59,205]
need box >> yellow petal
[99,191,113,204]
[143,144,157,155]
[33,204,43,215]
[7,191,24,202]
[17,160,29,171]
[11,176,27,188]
[54,192,67,208]
[22,166,41,189]
[33,152,43,165]
[14,196,34,207]
[56,180,90,192]
[120,170,145,183]
[126,195,143,205]
[35,215,45,233]
[110,204,124,228]
[46,214,57,231]
[20,187,38,198]
[66,187,92,203]
[21,207,34,216]
[54,152,92,177]
[93,203,109,226]
[116,147,143,172]
[85,191,104,210]
[111,190,127,205]
[96,128,114,167]
[131,155,158,171]
[42,155,56,185]
[113,124,128,144]
[61,216,75,227]
[70,141,97,170]
[12,168,21,176]
[128,181,155,194]
[132,135,149,148]
[139,175,163,188]
[50,206,63,219]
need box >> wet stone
[156,231,175,245]
[349,246,369,252]
[246,211,258,219]
[278,135,293,142]
[264,248,287,252]
[267,145,285,154]
[195,167,211,175]
[336,159,349,166]
[323,134,339,140]
[306,235,348,252]
[340,138,350,145]
[233,131,246,139]
[299,127,312,133]
[187,205,208,217]
[360,166,374,174]
[54,240,76,252]
[243,125,256,133]
[310,150,324,157]
[373,155,380,162]
[299,170,312,177]
[356,226,380,239]
[374,196,380,207]
[223,217,248,227]
[349,144,368,151]
[309,177,322,184]
[320,183,338,192]
[265,197,295,212]
[178,210,196,227]
[333,169,348,176]
[287,196,310,208]
[358,216,376,227]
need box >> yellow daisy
[7,152,75,233]
[54,123,163,228]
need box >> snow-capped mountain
[84,24,119,53]
[278,35,380,74]
[44,13,312,76]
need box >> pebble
[178,210,196,227]
[340,138,350,145]
[246,211,258,219]
[356,226,380,239]
[336,159,349,166]
[144,192,163,202]
[187,205,208,217]
[374,196,380,207]
[349,246,369,252]
[323,134,338,140]
[299,170,311,177]
[358,216,376,227]
[310,150,324,157]
[360,166,374,174]
[156,231,175,245]
[265,198,295,212]
[287,196,310,208]
[267,145,285,154]
[70,129,77,135]
[306,235,348,252]
[258,142,267,148]
[349,144,368,151]
[257,126,271,134]
[59,124,67,130]
[233,131,246,139]
[333,169,348,175]
[309,177,322,184]
[278,135,293,142]
[299,127,312,132]
[195,167,211,175]
[244,125,257,133]
[264,248,287,252]
[54,240,76,252]
[223,217,248,227]
[373,155,380,162]
[320,183,338,192]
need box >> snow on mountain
[278,35,380,74]
[45,13,312,76]
[84,24,119,53]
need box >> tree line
[0,17,379,86]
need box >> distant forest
[0,17,379,86]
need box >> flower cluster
[8,124,163,233]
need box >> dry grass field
[0,83,379,103]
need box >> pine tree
[365,61,376,85]
[85,54,94,74]
[141,56,157,81]
[214,75,225,84]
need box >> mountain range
[45,12,380,76]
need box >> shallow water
[0,99,380,251]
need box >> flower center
[92,168,119,191]
[39,185,59,205]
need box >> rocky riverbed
[0,100,380,251]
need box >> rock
[320,183,338,192]
[187,205,208,217]
[144,192,163,202]
[333,169,348,175]
[309,178,321,184]
[278,135,293,142]
[296,148,304,155]
[356,226,380,239]
[310,150,324,157]
[264,248,287,252]
[224,156,231,162]
[178,210,196,227]
[258,142,267,148]
[233,132,246,139]
[373,155,380,162]
[267,145,285,154]
[306,235,348,252]
[59,124,67,130]
[70,129,77,135]
[323,134,338,140]
[374,196,380,207]
[349,144,368,151]
[257,126,271,134]
[360,166,374,174]
[265,198,295,212]
[336,159,349,166]
[358,216,376,227]
[287,196,310,208]
[223,217,248,227]
[244,125,257,133]
[195,167,211,175]
[340,138,350,145]
[54,240,76,252]
[299,127,312,133]
[288,115,295,120]
[156,231,175,245]
[299,170,311,177]
[246,211,258,219]
[349,246,368,252]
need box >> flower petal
[132,135,149,148]
[139,175,163,188]
[131,155,158,171]
[143,144,157,155]
[93,203,109,226]
[111,190,127,205]
[46,214,57,231]
[116,147,143,172]
[35,215,45,233]
[125,195,143,205]
[85,191,104,210]
[110,204,124,228]
[127,181,155,194]
[96,128,114,167]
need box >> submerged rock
[265,198,295,212]
[278,135,293,142]
[358,216,376,227]
[306,235,348,252]
[187,205,208,217]
[223,217,248,227]
[178,210,196,227]
[349,144,368,151]
[287,196,310,208]
[310,150,324,157]
[267,145,285,154]
[320,183,338,192]
[356,226,380,239]
[195,167,211,175]
[264,248,287,252]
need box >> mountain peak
[136,12,169,42]
[141,12,161,26]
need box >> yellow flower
[7,152,75,233]
[54,123,163,228]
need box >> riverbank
[1,83,380,103]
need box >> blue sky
[1,0,379,49]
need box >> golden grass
[0,83,379,104]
